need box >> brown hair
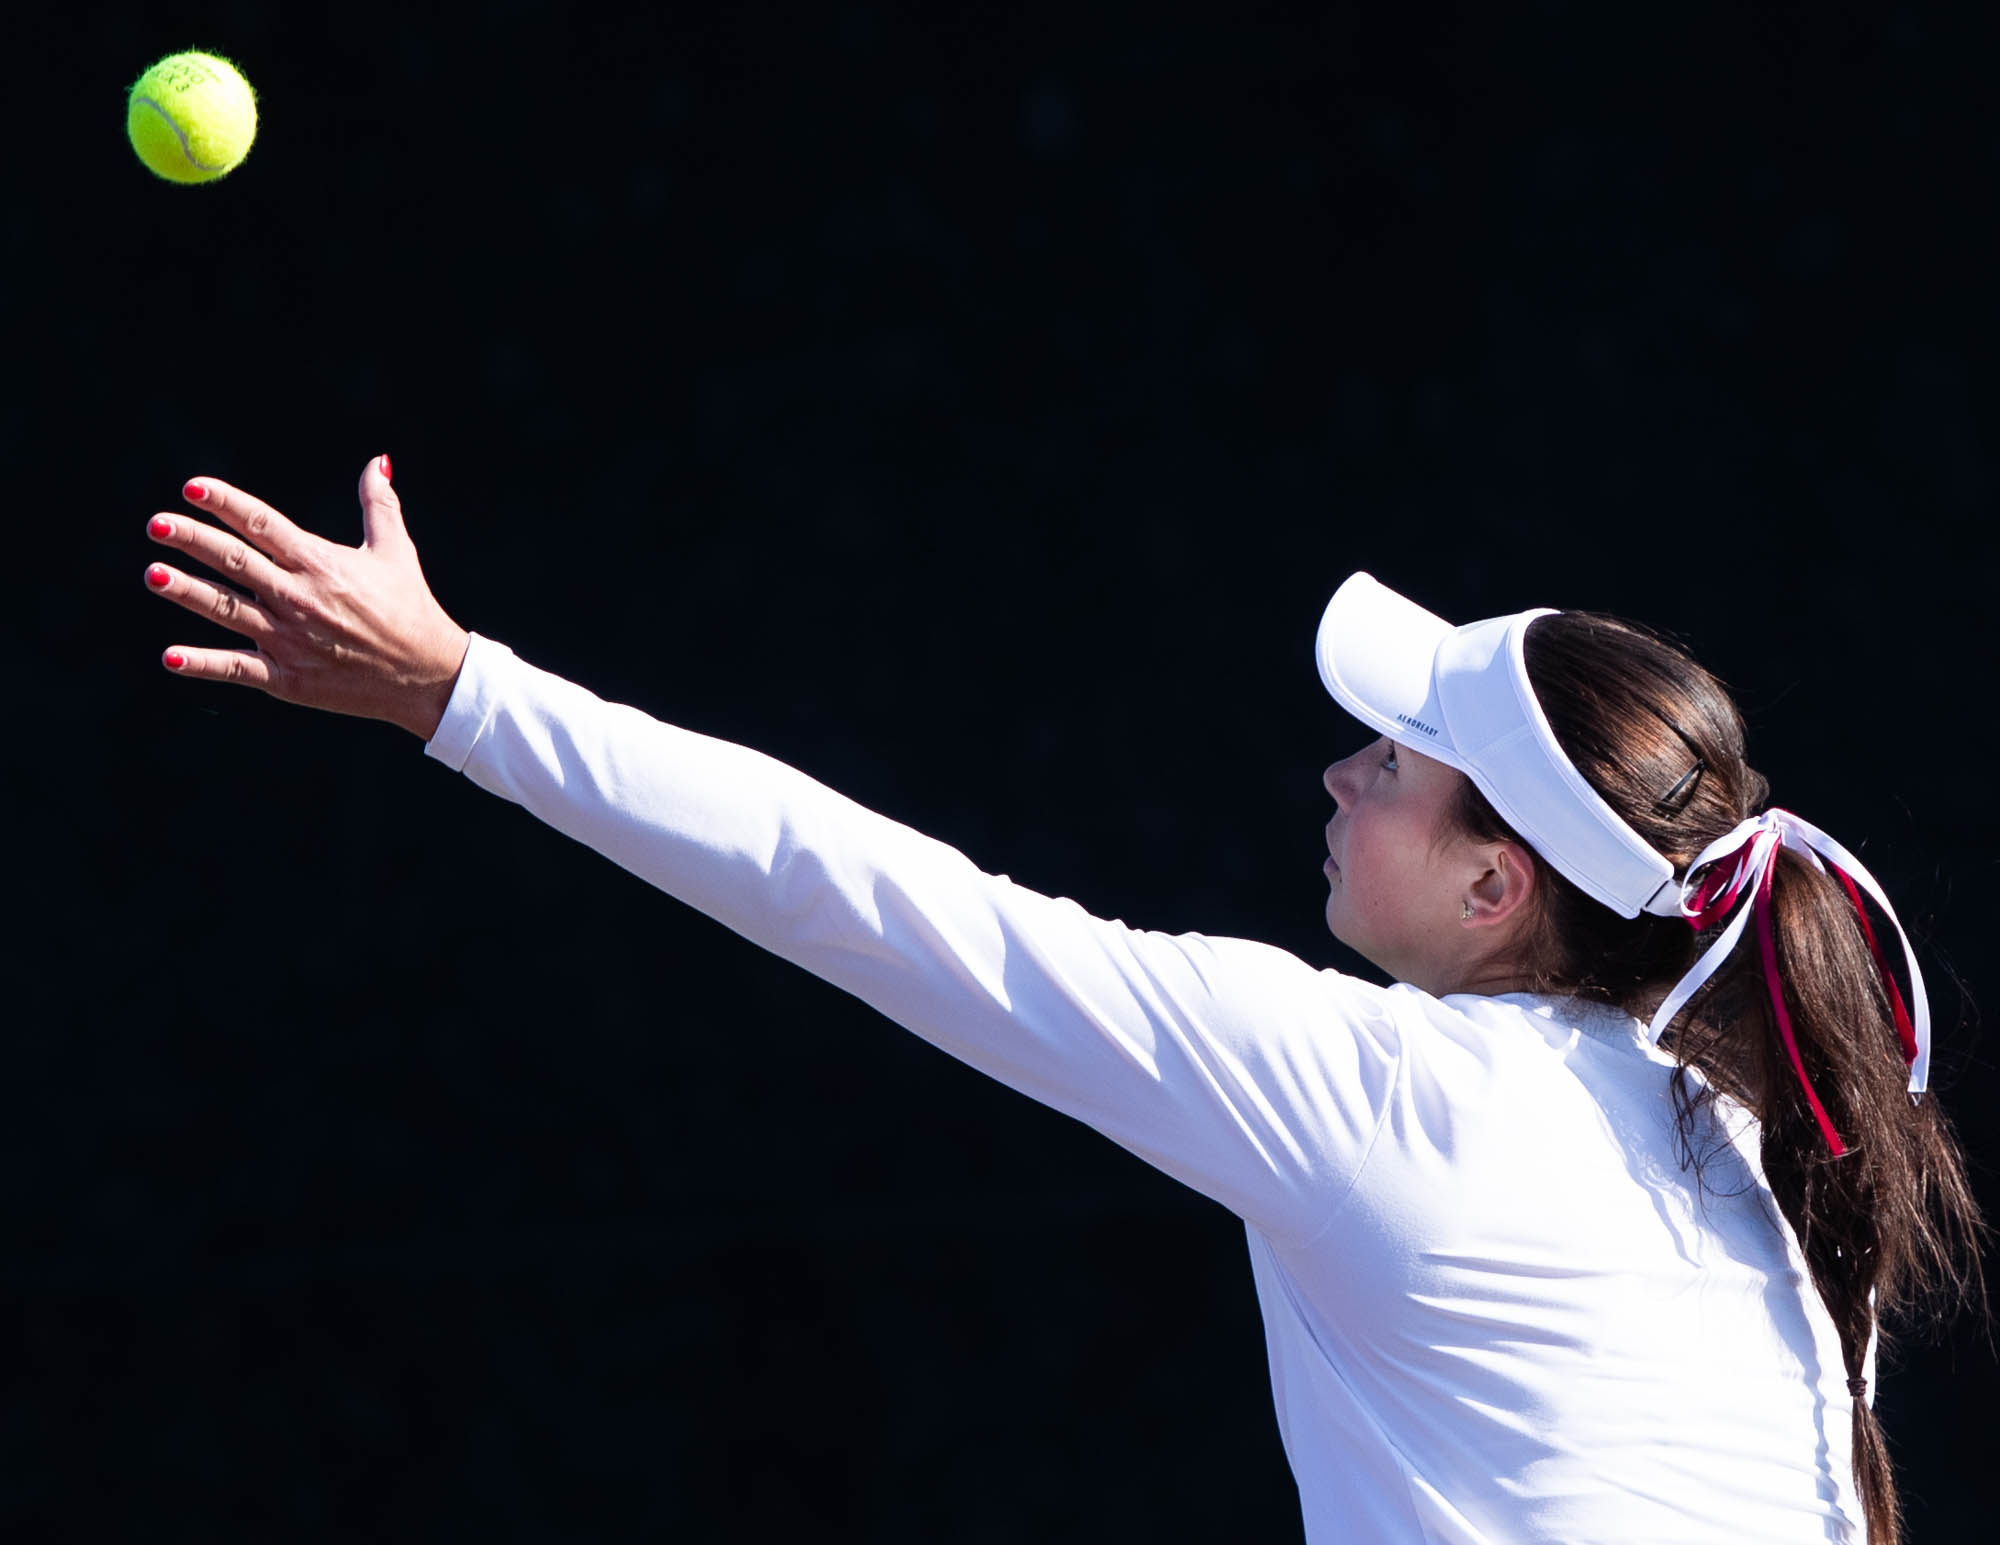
[1445,610,1985,1545]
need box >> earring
[1460,900,1474,920]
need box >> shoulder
[1164,931,1411,1060]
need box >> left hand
[142,455,472,740]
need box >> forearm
[424,636,948,958]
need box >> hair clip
[1656,757,1706,815]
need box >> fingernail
[149,516,174,539]
[146,565,171,589]
[164,650,187,671]
[184,481,208,503]
[380,454,393,483]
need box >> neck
[1399,948,1538,998]
[1420,967,1538,998]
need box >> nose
[1323,749,1365,808]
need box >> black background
[16,2,1999,1539]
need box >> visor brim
[1314,573,1467,771]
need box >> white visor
[1315,572,1680,920]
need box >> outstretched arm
[142,456,471,740]
[141,460,1405,1242]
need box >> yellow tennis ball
[127,51,258,184]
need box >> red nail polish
[164,650,187,671]
[184,481,207,502]
[149,516,174,539]
[380,454,393,483]
[146,565,171,589]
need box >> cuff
[423,632,517,772]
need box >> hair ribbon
[1644,810,1930,1156]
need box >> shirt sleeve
[425,633,1406,1243]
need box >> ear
[1464,840,1538,930]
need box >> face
[1321,737,1485,988]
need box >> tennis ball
[127,51,258,184]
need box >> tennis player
[143,458,1982,1543]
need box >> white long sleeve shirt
[425,634,1865,1544]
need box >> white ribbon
[1644,810,1930,1096]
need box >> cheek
[1340,817,1439,925]
[1347,815,1403,878]
[1333,828,1394,914]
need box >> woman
[142,458,1982,1543]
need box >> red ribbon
[1749,851,1847,1158]
[1682,826,1919,1158]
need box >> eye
[1382,745,1399,772]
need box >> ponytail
[1443,610,1986,1545]
[1735,846,1979,1544]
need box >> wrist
[400,625,472,741]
